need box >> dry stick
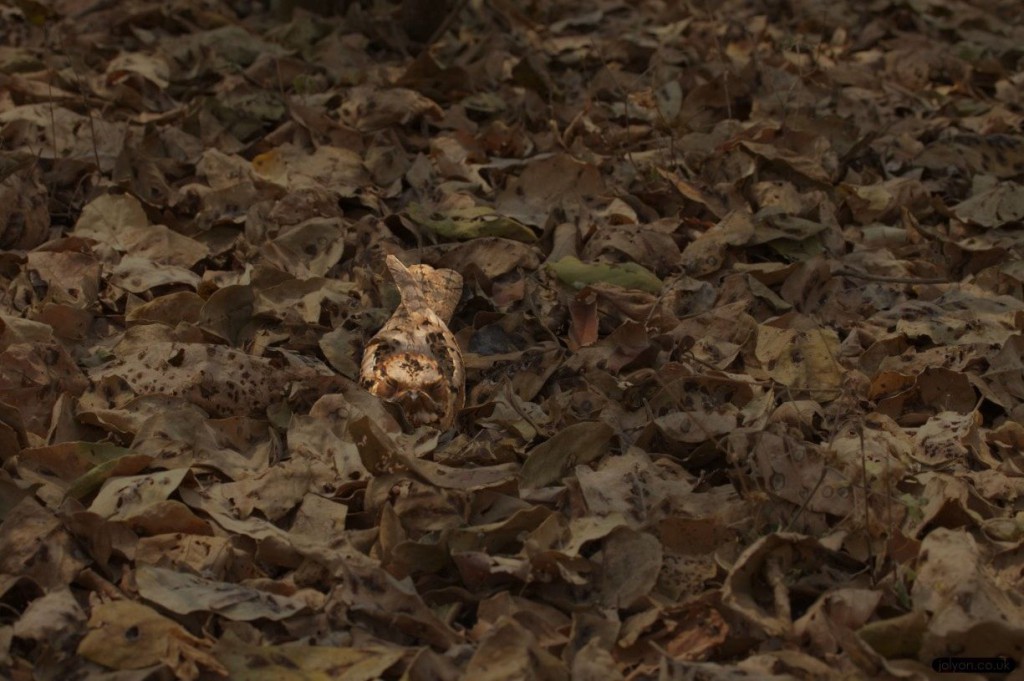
[46,77,59,166]
[779,330,856,534]
[448,425,486,464]
[592,45,642,179]
[503,380,544,437]
[775,22,825,126]
[709,26,732,121]
[425,0,471,47]
[765,553,791,624]
[57,30,103,173]
[782,465,828,533]
[778,378,832,532]
[522,273,563,347]
[77,567,127,600]
[646,370,745,519]
[859,424,871,546]
[641,284,670,331]
[819,324,885,573]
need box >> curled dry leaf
[722,533,864,639]
[464,617,567,679]
[339,85,443,131]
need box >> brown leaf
[519,421,615,491]
[6,1,1024,677]
[338,85,442,132]
[0,497,86,590]
[497,154,605,227]
[77,599,226,679]
[87,341,287,417]
[913,528,1024,661]
[599,527,662,609]
[331,561,463,650]
[74,194,208,268]
[464,617,568,680]
[136,564,308,621]
[754,320,842,394]
[89,468,189,519]
[952,182,1024,228]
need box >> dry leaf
[77,599,226,679]
[214,639,403,681]
[136,564,308,621]
[5,2,1024,678]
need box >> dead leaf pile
[1,0,1023,679]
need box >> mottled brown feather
[359,255,465,429]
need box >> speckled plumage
[360,255,464,429]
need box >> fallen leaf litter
[0,0,1022,679]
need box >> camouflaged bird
[359,255,465,430]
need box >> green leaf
[548,256,662,293]
[407,203,537,242]
[65,444,152,501]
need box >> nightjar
[359,254,465,430]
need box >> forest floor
[0,0,1023,679]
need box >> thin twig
[859,425,871,540]
[56,29,102,173]
[425,0,471,47]
[783,465,828,532]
